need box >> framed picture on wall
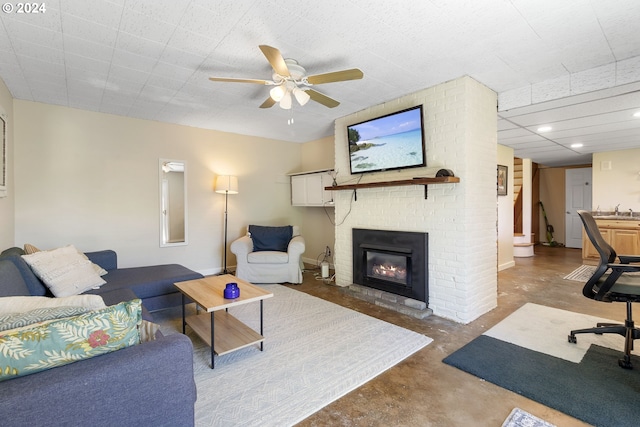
[497,165,507,196]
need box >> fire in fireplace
[353,228,428,304]
[368,252,408,285]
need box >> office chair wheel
[568,334,577,344]
[618,357,633,370]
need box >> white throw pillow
[21,245,107,297]
[23,243,108,276]
[0,294,106,316]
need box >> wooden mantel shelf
[325,176,460,199]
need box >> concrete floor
[287,245,624,427]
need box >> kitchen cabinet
[582,219,640,262]
[289,170,334,207]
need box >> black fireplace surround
[352,228,428,304]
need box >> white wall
[333,76,498,323]
[0,79,13,250]
[593,149,640,212]
[497,145,514,270]
[13,100,303,274]
[298,136,336,267]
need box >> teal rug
[444,303,640,427]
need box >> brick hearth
[346,284,433,319]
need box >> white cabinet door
[291,175,308,206]
[304,174,324,205]
[290,171,334,206]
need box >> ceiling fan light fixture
[208,45,361,110]
[280,91,292,109]
[270,85,285,102]
[293,87,310,106]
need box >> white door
[565,168,592,248]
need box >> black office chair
[568,210,640,369]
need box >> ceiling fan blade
[209,77,271,85]
[259,97,276,109]
[259,45,290,77]
[306,68,364,85]
[307,89,340,108]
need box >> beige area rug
[154,285,432,427]
[485,302,639,363]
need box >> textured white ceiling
[499,81,640,166]
[0,0,639,166]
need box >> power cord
[327,174,363,226]
[312,250,335,284]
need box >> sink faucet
[615,204,621,215]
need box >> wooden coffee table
[175,274,273,369]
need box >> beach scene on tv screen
[348,107,424,173]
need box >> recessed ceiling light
[571,143,584,148]
[537,126,552,132]
[634,111,640,118]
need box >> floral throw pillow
[0,299,142,381]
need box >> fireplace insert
[352,228,428,304]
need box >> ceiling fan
[208,45,364,109]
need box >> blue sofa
[0,246,204,312]
[0,247,203,427]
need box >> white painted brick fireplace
[332,76,497,324]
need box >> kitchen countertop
[591,211,640,221]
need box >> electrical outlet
[325,246,331,257]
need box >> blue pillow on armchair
[249,225,293,252]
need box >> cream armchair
[230,225,305,284]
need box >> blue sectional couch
[0,247,204,427]
[1,246,204,312]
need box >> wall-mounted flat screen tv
[347,105,426,175]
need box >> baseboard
[498,260,516,271]
[197,265,238,277]
[301,256,333,269]
[197,267,220,276]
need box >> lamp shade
[293,87,310,106]
[215,175,239,194]
[279,91,292,109]
[270,85,285,102]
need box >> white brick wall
[333,76,497,324]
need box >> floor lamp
[215,175,238,274]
